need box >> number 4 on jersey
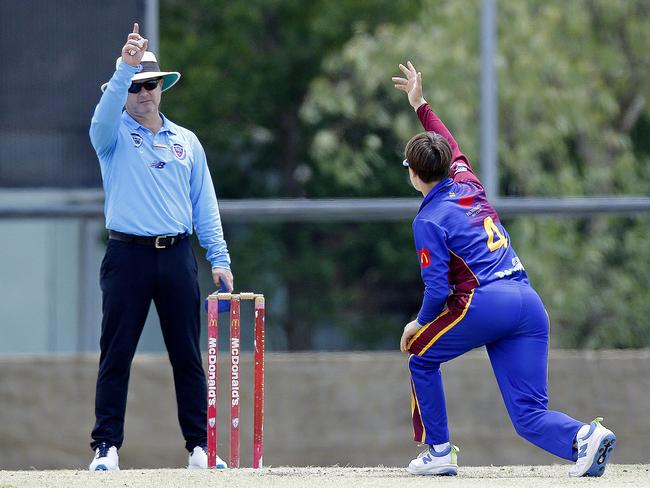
[483,216,508,252]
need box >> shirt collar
[418,178,453,213]
[159,113,177,135]
[122,111,177,135]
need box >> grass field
[1,465,648,488]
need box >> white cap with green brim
[100,51,181,92]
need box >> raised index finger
[133,23,139,35]
[398,63,411,77]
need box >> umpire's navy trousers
[91,236,206,452]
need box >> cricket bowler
[393,61,616,477]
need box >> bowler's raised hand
[392,61,426,111]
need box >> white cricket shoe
[569,417,616,477]
[89,442,119,471]
[407,443,459,475]
[188,446,227,469]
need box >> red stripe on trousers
[410,378,424,443]
[408,294,472,356]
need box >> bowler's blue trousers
[408,280,584,461]
[90,237,207,452]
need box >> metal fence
[1,189,649,220]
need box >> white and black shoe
[407,443,459,475]
[187,445,227,469]
[569,417,616,477]
[89,442,119,471]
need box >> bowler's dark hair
[404,132,452,183]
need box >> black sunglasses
[128,79,161,94]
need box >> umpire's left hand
[212,267,234,292]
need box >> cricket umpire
[88,24,231,470]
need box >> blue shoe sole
[94,465,108,471]
[436,470,457,476]
[584,434,616,477]
[408,466,458,476]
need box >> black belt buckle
[155,235,173,249]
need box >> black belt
[108,230,188,249]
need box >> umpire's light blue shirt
[90,61,230,269]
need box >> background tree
[161,0,421,349]
[303,0,650,348]
[161,0,650,349]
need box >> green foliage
[163,0,650,349]
[160,0,419,198]
[162,0,421,349]
[509,215,650,348]
[300,0,650,348]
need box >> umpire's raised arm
[90,24,148,156]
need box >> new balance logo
[422,454,432,464]
[577,443,588,459]
[150,161,166,169]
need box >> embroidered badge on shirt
[418,249,431,268]
[150,161,166,169]
[172,143,186,160]
[131,133,143,147]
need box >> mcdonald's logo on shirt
[418,249,431,268]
